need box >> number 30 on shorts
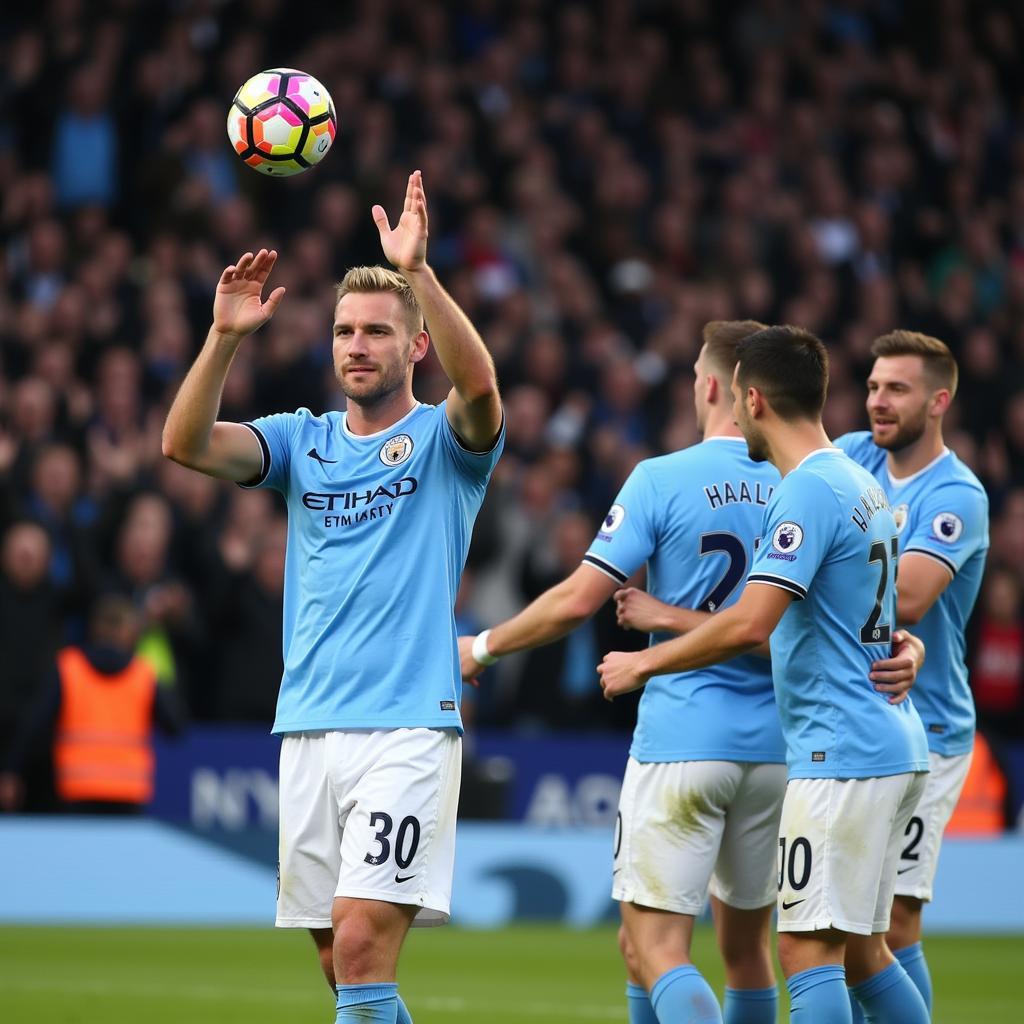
[778,836,812,891]
[363,811,421,869]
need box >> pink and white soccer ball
[227,68,337,176]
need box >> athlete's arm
[893,552,952,626]
[613,586,773,657]
[373,171,501,451]
[599,581,793,699]
[162,249,285,481]
[460,564,618,679]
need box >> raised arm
[460,564,618,679]
[373,171,502,451]
[162,249,286,481]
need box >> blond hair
[702,320,769,378]
[871,330,958,397]
[335,266,424,334]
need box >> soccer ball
[227,68,337,176]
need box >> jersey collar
[795,446,843,470]
[341,402,422,440]
[887,447,950,490]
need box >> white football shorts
[776,771,927,936]
[276,728,461,929]
[893,749,972,902]
[612,757,788,915]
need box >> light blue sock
[336,982,398,1023]
[650,965,722,1023]
[724,985,778,1023]
[396,994,414,1024]
[849,960,928,1024]
[626,981,660,1024]
[786,965,851,1023]
[847,986,865,1023]
[894,942,932,1014]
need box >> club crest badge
[380,434,413,467]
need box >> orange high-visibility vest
[53,647,157,804]
[945,732,1007,836]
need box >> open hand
[372,170,428,273]
[213,249,286,338]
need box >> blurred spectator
[1,1,1024,750]
[969,563,1024,741]
[207,513,286,723]
[0,594,184,814]
[0,522,61,759]
[51,65,117,210]
[510,509,643,731]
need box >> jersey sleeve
[901,480,989,577]
[239,411,302,493]
[437,402,505,481]
[747,473,837,600]
[582,463,659,585]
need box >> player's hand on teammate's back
[213,249,286,338]
[869,629,925,704]
[373,170,428,273]
[614,587,671,633]
[598,651,646,701]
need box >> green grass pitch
[0,924,1019,1022]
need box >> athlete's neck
[344,390,417,436]
[767,421,834,476]
[702,415,744,441]
[885,425,946,479]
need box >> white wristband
[472,629,499,666]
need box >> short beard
[742,424,769,463]
[336,362,407,408]
[872,407,927,452]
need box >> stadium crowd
[2,0,1024,775]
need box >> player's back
[835,432,989,757]
[587,437,784,764]
[749,448,929,779]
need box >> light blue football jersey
[747,448,929,779]
[835,432,989,756]
[242,402,503,735]
[584,437,785,764]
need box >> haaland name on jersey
[703,479,774,509]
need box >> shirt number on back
[698,532,748,612]
[860,536,899,644]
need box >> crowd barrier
[1,818,1021,933]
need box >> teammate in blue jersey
[162,170,504,1024]
[600,326,931,1024]
[835,330,989,1019]
[460,321,919,1024]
